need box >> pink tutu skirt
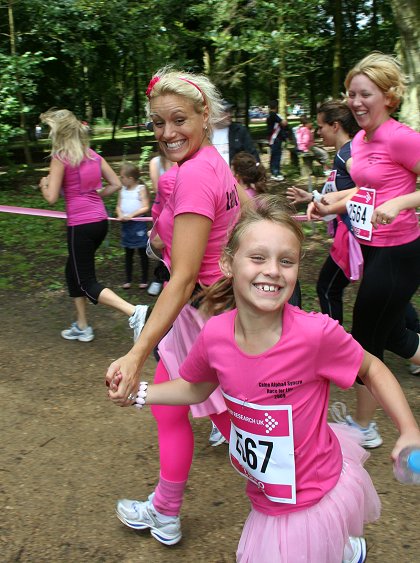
[237,424,381,563]
[158,303,227,417]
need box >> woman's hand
[39,175,50,189]
[371,200,402,228]
[286,186,312,205]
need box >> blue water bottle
[393,447,420,484]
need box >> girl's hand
[106,351,143,407]
[371,200,401,228]
[286,186,311,205]
[391,429,420,461]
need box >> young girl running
[123,195,420,562]
[116,163,150,290]
[231,151,267,199]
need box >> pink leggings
[150,359,231,515]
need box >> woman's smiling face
[150,94,209,164]
[347,74,391,136]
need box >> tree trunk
[277,45,287,118]
[8,0,32,165]
[332,0,343,98]
[390,0,420,130]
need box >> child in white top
[116,163,150,289]
[122,194,420,563]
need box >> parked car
[248,106,268,119]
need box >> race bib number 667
[223,392,296,504]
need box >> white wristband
[134,381,148,409]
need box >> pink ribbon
[0,205,152,221]
[1,205,418,224]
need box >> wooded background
[1,0,419,166]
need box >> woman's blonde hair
[344,52,407,113]
[40,109,90,166]
[145,67,224,136]
[201,194,304,316]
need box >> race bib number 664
[346,187,376,241]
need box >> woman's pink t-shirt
[180,304,364,516]
[350,118,420,247]
[59,149,107,227]
[151,165,178,222]
[156,145,240,286]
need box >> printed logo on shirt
[226,184,239,211]
[259,379,303,399]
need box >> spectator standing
[116,163,150,290]
[212,100,260,165]
[266,100,285,181]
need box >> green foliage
[0,0,404,159]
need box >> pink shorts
[158,304,227,417]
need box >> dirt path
[1,291,419,562]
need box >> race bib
[223,391,296,504]
[346,187,376,241]
[321,169,337,194]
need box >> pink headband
[145,75,205,100]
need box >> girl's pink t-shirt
[156,145,240,286]
[59,149,107,227]
[296,125,314,152]
[180,304,364,516]
[350,118,420,247]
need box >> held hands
[105,351,143,407]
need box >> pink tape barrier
[0,205,152,221]
[0,205,418,224]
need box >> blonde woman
[312,53,420,447]
[106,68,242,545]
[39,109,147,342]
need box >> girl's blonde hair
[40,109,90,166]
[145,67,224,136]
[344,52,407,114]
[231,152,267,194]
[201,194,304,316]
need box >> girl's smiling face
[347,74,391,137]
[150,94,209,164]
[224,220,300,315]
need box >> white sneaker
[61,322,94,342]
[209,422,227,447]
[408,363,420,375]
[129,305,149,342]
[116,493,182,546]
[343,536,367,563]
[330,402,383,448]
[147,282,163,296]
